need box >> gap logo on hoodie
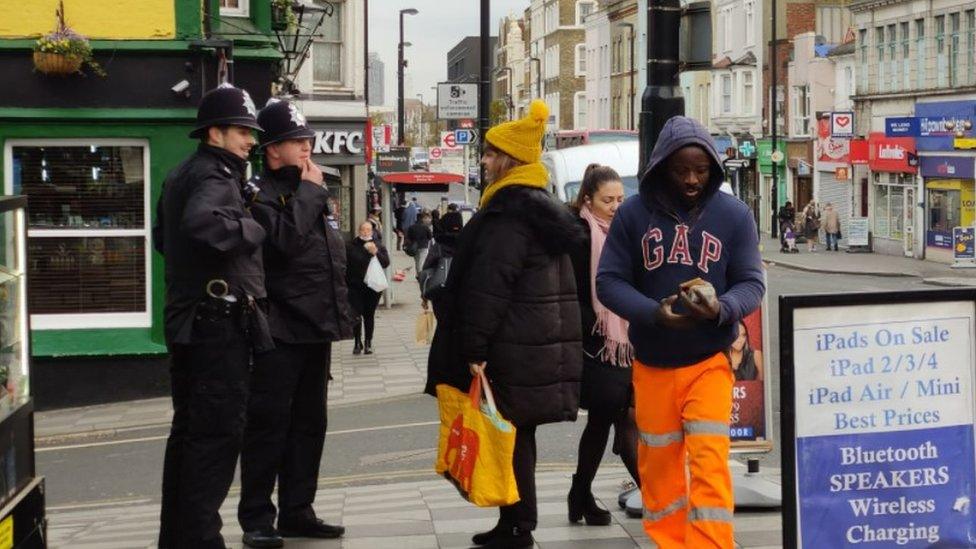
[641,224,723,273]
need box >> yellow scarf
[479,162,549,208]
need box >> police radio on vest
[313,131,364,155]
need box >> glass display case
[0,196,45,548]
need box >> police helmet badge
[288,103,307,127]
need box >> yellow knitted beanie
[485,99,549,164]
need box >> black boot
[471,522,505,546]
[364,340,373,355]
[353,338,363,355]
[480,526,534,548]
[568,474,611,526]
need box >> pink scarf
[580,205,633,367]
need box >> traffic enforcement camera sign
[437,82,478,120]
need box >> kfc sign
[308,120,368,165]
[867,132,917,173]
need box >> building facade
[608,1,638,131]
[495,14,526,122]
[583,4,611,130]
[368,51,385,106]
[851,0,976,262]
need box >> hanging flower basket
[31,1,106,77]
[32,51,83,75]
[271,6,289,30]
[271,0,297,31]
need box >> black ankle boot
[480,526,533,548]
[568,474,612,526]
[353,339,363,355]
[471,522,505,545]
[364,341,373,354]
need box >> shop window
[873,173,910,239]
[928,188,961,244]
[219,0,248,17]
[5,141,149,329]
[313,1,344,87]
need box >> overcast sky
[369,0,528,107]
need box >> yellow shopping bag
[434,371,520,507]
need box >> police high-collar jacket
[152,144,267,345]
[248,165,354,343]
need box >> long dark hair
[573,163,622,210]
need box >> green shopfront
[758,139,788,236]
[0,2,282,404]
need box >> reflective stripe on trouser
[633,352,734,549]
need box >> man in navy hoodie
[597,116,764,548]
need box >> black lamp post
[639,0,684,175]
[398,8,419,146]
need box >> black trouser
[575,408,641,490]
[238,342,332,531]
[499,425,538,531]
[159,320,251,549]
[351,287,381,344]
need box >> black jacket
[345,237,390,294]
[425,186,586,427]
[152,144,267,346]
[248,166,354,344]
[406,222,433,250]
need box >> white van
[542,139,733,204]
[542,141,640,204]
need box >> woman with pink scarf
[567,164,640,525]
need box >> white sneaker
[617,483,638,510]
[625,490,643,518]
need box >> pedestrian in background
[822,202,840,251]
[419,209,463,317]
[425,100,584,549]
[406,211,434,279]
[803,200,821,252]
[777,201,795,252]
[568,163,640,526]
[152,84,270,549]
[346,221,390,355]
[430,208,441,233]
[394,199,406,251]
[402,196,419,231]
[597,116,764,548]
[237,98,352,548]
[367,206,384,245]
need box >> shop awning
[379,172,465,193]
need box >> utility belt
[196,279,274,353]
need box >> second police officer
[153,83,272,549]
[236,98,354,548]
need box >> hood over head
[639,116,725,209]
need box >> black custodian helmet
[257,98,316,148]
[189,83,263,138]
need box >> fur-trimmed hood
[481,185,586,255]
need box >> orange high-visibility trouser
[633,352,734,549]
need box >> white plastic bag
[364,256,389,292]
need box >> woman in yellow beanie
[425,100,586,548]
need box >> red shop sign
[867,132,917,173]
[850,138,869,165]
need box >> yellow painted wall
[0,0,176,39]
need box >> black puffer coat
[425,186,586,427]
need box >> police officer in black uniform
[237,98,354,548]
[153,83,273,549]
